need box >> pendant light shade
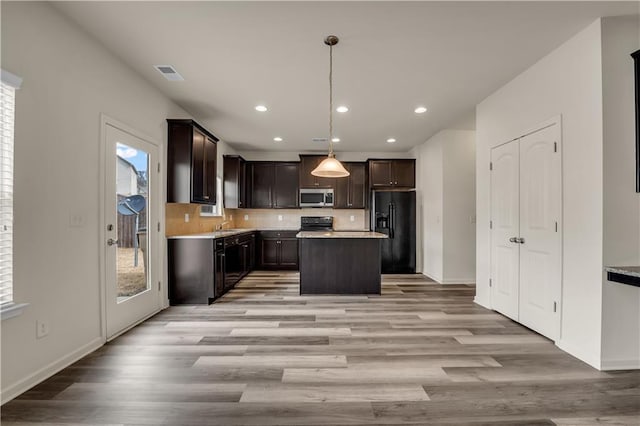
[311,35,349,179]
[311,154,350,177]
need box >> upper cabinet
[299,155,335,189]
[167,119,218,204]
[368,159,415,189]
[247,162,299,209]
[223,155,247,209]
[334,162,368,209]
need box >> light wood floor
[3,272,639,425]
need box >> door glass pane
[116,142,149,302]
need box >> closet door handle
[509,237,518,243]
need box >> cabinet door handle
[203,195,210,200]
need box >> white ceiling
[54,1,638,152]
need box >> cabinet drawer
[259,230,299,239]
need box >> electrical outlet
[244,214,249,221]
[278,215,283,221]
[36,320,49,339]
[350,215,355,222]
[184,213,189,223]
[229,215,233,221]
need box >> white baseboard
[600,358,640,371]
[440,278,476,284]
[556,339,601,370]
[423,272,444,283]
[473,296,491,309]
[1,336,104,405]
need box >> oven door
[300,190,327,207]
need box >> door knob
[509,237,518,243]
[518,237,525,244]
[107,238,119,246]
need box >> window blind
[0,81,15,305]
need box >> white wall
[476,20,605,367]
[443,132,476,282]
[412,130,476,283]
[0,1,200,402]
[600,15,640,370]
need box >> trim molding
[473,296,491,309]
[440,278,476,285]
[556,338,601,370]
[1,336,104,405]
[600,358,640,371]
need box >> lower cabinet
[168,238,218,305]
[257,231,299,270]
[168,232,256,305]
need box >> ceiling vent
[154,65,184,81]
[312,137,328,143]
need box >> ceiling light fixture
[311,35,350,178]
[255,105,268,112]
[332,137,340,143]
[336,106,349,113]
[414,106,427,114]
[273,137,283,142]
[387,138,396,143]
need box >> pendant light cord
[329,42,334,157]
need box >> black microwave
[299,188,334,207]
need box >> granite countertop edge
[605,266,640,278]
[296,231,388,239]
[167,228,297,239]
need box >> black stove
[300,216,334,231]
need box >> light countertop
[296,231,388,239]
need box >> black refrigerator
[373,191,416,274]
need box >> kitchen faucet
[215,221,230,231]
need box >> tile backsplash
[165,204,369,236]
[228,208,368,230]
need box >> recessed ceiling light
[414,106,427,114]
[387,138,396,143]
[273,137,283,142]
[336,106,349,113]
[255,105,268,112]
[332,137,340,143]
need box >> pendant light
[311,35,350,178]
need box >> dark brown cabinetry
[368,159,415,189]
[168,232,255,305]
[167,119,218,204]
[334,162,368,209]
[299,155,335,188]
[248,162,299,208]
[223,155,247,208]
[168,238,218,305]
[257,231,299,270]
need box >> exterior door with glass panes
[104,123,161,339]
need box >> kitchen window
[0,69,26,320]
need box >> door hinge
[553,142,557,153]
[555,221,558,232]
[490,220,493,229]
[158,281,162,291]
[553,301,557,312]
[489,278,492,287]
[157,222,161,232]
[157,162,161,173]
[489,162,493,171]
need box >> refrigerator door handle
[389,203,395,239]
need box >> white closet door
[518,124,562,340]
[490,140,520,321]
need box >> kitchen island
[296,231,388,295]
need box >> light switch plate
[278,215,283,221]
[350,215,355,222]
[244,214,249,221]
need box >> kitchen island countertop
[296,231,388,239]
